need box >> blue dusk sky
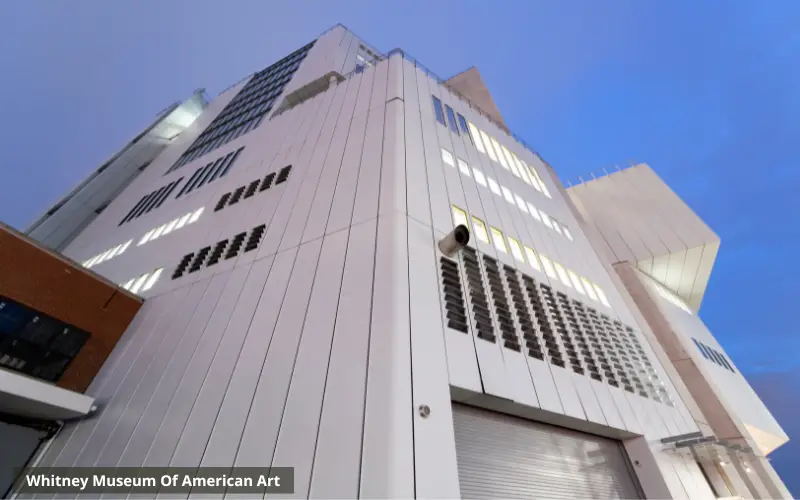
[0,0,797,492]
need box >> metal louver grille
[502,265,544,360]
[541,284,584,374]
[462,248,495,343]
[482,256,520,352]
[439,257,469,334]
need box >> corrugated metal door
[453,404,642,499]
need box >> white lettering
[257,475,280,487]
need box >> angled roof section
[445,67,508,132]
[566,163,719,312]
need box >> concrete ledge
[0,369,95,421]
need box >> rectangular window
[514,194,528,213]
[175,212,192,230]
[480,130,498,161]
[508,237,525,262]
[551,221,563,235]
[457,158,471,176]
[502,146,520,177]
[432,96,446,125]
[523,246,542,271]
[541,211,554,228]
[581,277,599,301]
[501,186,515,204]
[129,273,150,294]
[490,227,507,253]
[473,168,487,186]
[138,229,154,246]
[457,113,470,139]
[593,283,611,307]
[554,262,572,288]
[568,270,586,294]
[527,203,542,221]
[150,224,167,241]
[512,152,532,185]
[488,177,501,196]
[445,105,460,134]
[563,227,574,241]
[451,205,469,228]
[491,138,509,169]
[140,268,163,292]
[161,218,179,236]
[188,207,204,223]
[521,159,543,193]
[441,148,456,167]
[539,255,557,279]
[468,122,486,153]
[472,217,490,243]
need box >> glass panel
[174,212,192,229]
[523,246,542,271]
[512,152,532,185]
[150,224,167,241]
[472,217,490,243]
[468,122,486,153]
[527,203,542,221]
[568,270,586,294]
[490,227,507,253]
[189,207,204,223]
[593,284,611,307]
[473,168,487,186]
[457,114,470,139]
[441,148,456,167]
[140,268,164,292]
[129,273,150,294]
[501,186,515,204]
[563,227,574,241]
[445,105,460,134]
[488,178,501,196]
[514,194,528,213]
[161,218,179,236]
[490,138,508,169]
[581,277,599,301]
[432,96,446,125]
[480,130,497,161]
[457,158,471,176]
[508,237,525,262]
[554,262,572,288]
[539,255,557,279]
[541,211,553,228]
[451,205,469,227]
[502,146,520,177]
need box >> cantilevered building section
[3,24,791,499]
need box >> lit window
[441,148,455,167]
[490,227,507,253]
[563,227,574,241]
[139,230,154,246]
[581,277,599,301]
[491,138,509,169]
[593,284,610,307]
[508,237,525,262]
[552,222,563,235]
[527,203,542,221]
[521,160,543,193]
[85,256,98,268]
[480,130,497,161]
[118,240,132,255]
[472,217,490,243]
[96,249,111,264]
[539,255,557,279]
[523,246,541,271]
[502,147,520,177]
[451,205,469,228]
[541,212,553,228]
[150,224,167,241]
[122,278,135,290]
[129,273,150,294]
[445,105,460,135]
[468,122,486,153]
[512,153,532,185]
[161,218,179,236]
[473,168,487,186]
[457,158,471,176]
[432,96,446,126]
[501,186,515,204]
[488,178,501,196]
[554,262,572,288]
[514,194,528,213]
[189,207,204,223]
[107,245,122,260]
[175,212,192,229]
[568,270,586,294]
[140,268,163,292]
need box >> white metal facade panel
[452,404,642,500]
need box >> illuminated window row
[138,207,204,247]
[442,148,572,241]
[452,205,611,308]
[82,207,204,269]
[83,239,133,269]
[120,267,164,295]
[431,95,550,198]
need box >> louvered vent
[188,246,211,273]
[541,284,583,375]
[243,180,260,199]
[244,224,266,252]
[228,186,246,206]
[214,192,231,212]
[275,165,292,184]
[482,256,520,352]
[522,274,565,368]
[440,257,469,334]
[503,266,544,360]
[573,300,618,387]
[172,252,195,280]
[206,240,229,267]
[260,172,276,191]
[226,232,247,259]
[462,248,495,343]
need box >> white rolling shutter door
[453,404,642,499]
